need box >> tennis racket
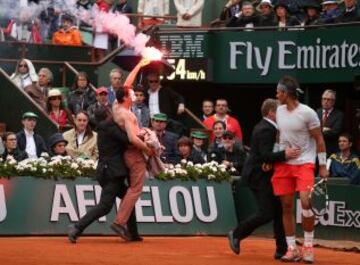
[309,178,329,217]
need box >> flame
[141,47,163,61]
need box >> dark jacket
[336,6,360,23]
[2,148,28,162]
[259,13,277,27]
[226,14,261,28]
[16,130,48,158]
[96,119,129,181]
[219,4,241,21]
[87,102,112,129]
[316,108,344,155]
[67,87,97,114]
[216,145,246,175]
[114,2,133,14]
[276,15,301,28]
[157,130,179,165]
[318,8,342,24]
[145,87,185,120]
[241,119,286,188]
[329,152,360,185]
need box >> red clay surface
[0,236,358,265]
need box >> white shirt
[148,89,160,117]
[137,0,169,16]
[24,129,37,158]
[276,103,320,165]
[77,131,85,147]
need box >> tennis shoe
[302,246,314,264]
[281,246,302,262]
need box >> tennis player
[272,75,329,263]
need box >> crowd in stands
[0,56,359,183]
[1,0,359,49]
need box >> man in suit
[316,89,344,155]
[145,72,185,121]
[16,112,48,158]
[107,68,123,104]
[68,107,142,243]
[227,99,300,259]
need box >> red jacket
[203,114,243,142]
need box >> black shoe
[110,223,131,241]
[68,224,81,244]
[227,230,240,255]
[130,235,143,242]
[274,250,287,260]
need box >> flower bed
[0,157,234,182]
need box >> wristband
[317,152,327,165]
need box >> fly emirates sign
[229,38,360,76]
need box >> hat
[152,113,168,122]
[274,1,290,12]
[48,133,68,148]
[96,87,108,95]
[22,112,39,119]
[48,89,62,98]
[303,1,321,11]
[258,0,273,8]
[223,131,235,139]
[321,0,338,5]
[191,131,208,140]
[61,13,74,23]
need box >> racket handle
[326,159,332,171]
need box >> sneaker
[302,246,314,264]
[68,224,81,244]
[281,247,302,262]
[227,230,240,255]
[110,223,131,241]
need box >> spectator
[114,0,133,14]
[203,98,243,142]
[201,99,214,121]
[227,2,260,29]
[216,131,247,175]
[107,68,123,104]
[37,68,53,98]
[10,59,38,89]
[16,112,48,159]
[46,89,72,128]
[208,120,227,153]
[87,87,112,129]
[68,72,97,114]
[274,1,301,30]
[151,113,179,165]
[131,85,150,128]
[302,1,321,25]
[145,72,185,121]
[258,0,277,27]
[219,0,241,21]
[38,6,59,42]
[92,0,113,60]
[174,0,204,27]
[190,131,208,162]
[48,132,68,157]
[0,137,4,155]
[316,89,344,155]
[137,0,169,28]
[2,132,28,162]
[318,0,341,24]
[177,136,205,164]
[63,111,98,160]
[52,14,82,46]
[329,133,360,184]
[77,0,93,10]
[336,0,360,23]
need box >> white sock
[304,231,314,247]
[286,236,296,249]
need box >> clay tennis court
[0,236,358,265]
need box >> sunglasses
[19,64,28,68]
[49,96,62,101]
[222,136,234,140]
[148,80,159,83]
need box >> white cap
[321,0,338,5]
[259,0,273,8]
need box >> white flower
[40,152,50,158]
[230,167,237,173]
[180,159,187,164]
[208,174,216,180]
[42,168,47,173]
[71,163,79,169]
[175,164,182,169]
[187,161,194,167]
[168,164,174,169]
[194,163,202,168]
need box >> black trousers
[76,178,139,238]
[233,184,287,252]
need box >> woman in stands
[63,111,98,160]
[67,72,97,114]
[208,121,227,151]
[48,133,68,157]
[10,58,38,89]
[177,136,205,164]
[46,88,73,129]
[274,1,300,30]
[1,132,28,162]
